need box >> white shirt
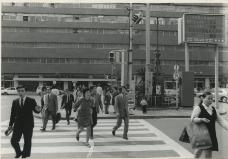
[19,96,26,106]
[191,103,228,130]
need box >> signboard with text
[178,14,225,44]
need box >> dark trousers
[43,111,56,129]
[11,126,33,157]
[65,107,72,122]
[113,116,129,136]
[91,107,97,138]
[105,104,109,114]
[142,105,147,114]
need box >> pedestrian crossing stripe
[1,119,193,158]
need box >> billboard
[178,14,225,44]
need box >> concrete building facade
[1,3,228,91]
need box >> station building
[1,3,228,91]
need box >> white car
[2,87,18,95]
[211,88,228,103]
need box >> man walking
[112,86,129,140]
[8,85,41,158]
[40,86,47,129]
[61,89,74,125]
[90,86,103,138]
[40,86,58,131]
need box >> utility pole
[145,3,151,98]
[128,3,133,89]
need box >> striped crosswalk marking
[1,118,193,158]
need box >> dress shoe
[76,135,79,141]
[123,135,128,140]
[14,153,22,158]
[51,125,55,130]
[21,155,27,158]
[112,130,115,136]
[40,128,46,132]
[67,121,70,125]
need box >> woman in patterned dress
[73,88,93,147]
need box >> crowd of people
[46,84,130,144]
[6,84,228,159]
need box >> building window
[23,16,28,21]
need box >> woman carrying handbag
[191,92,228,158]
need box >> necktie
[21,98,23,108]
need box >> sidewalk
[34,106,193,120]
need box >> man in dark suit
[112,86,129,140]
[61,89,74,125]
[40,86,58,131]
[8,85,41,158]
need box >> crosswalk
[1,118,193,158]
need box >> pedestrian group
[6,84,129,158]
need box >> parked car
[2,87,18,95]
[211,88,228,103]
[1,87,5,94]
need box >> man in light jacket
[112,86,129,140]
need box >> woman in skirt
[73,88,93,147]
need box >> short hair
[89,86,96,91]
[83,88,90,96]
[201,91,212,98]
[119,86,126,93]
[41,86,47,91]
[16,85,26,91]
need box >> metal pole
[215,44,219,109]
[129,3,133,89]
[185,42,189,71]
[145,3,150,97]
[176,79,179,109]
[121,51,125,86]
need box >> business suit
[90,93,102,138]
[9,96,40,158]
[43,93,58,129]
[113,93,129,138]
[61,93,74,124]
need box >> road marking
[1,136,162,144]
[138,119,193,158]
[1,144,177,154]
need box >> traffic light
[109,51,115,63]
[132,13,142,24]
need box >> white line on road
[1,144,177,154]
[138,119,193,158]
[1,136,162,144]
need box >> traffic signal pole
[145,3,151,98]
[128,3,133,89]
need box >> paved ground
[1,118,193,158]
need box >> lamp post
[152,17,161,96]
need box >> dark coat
[115,94,129,117]
[61,94,74,109]
[9,97,40,129]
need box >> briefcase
[55,112,61,124]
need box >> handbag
[187,122,212,149]
[5,126,13,136]
[179,126,190,143]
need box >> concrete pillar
[13,75,19,88]
[63,81,68,90]
[39,75,43,86]
[88,75,93,87]
[205,78,210,89]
